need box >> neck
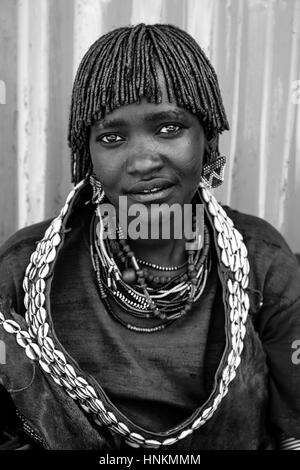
[127,236,188,268]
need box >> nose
[126,139,163,177]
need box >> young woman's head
[68,23,229,185]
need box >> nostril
[126,152,163,176]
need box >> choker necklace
[135,258,188,271]
[0,179,250,450]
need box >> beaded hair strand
[68,23,230,184]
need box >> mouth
[126,178,175,203]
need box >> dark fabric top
[0,192,300,448]
[0,202,225,433]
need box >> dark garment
[0,190,300,449]
[0,204,225,434]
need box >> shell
[3,319,21,334]
[25,342,41,360]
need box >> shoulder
[0,219,52,261]
[222,205,300,311]
[222,205,293,256]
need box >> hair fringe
[68,23,229,183]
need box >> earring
[90,174,105,204]
[201,155,226,189]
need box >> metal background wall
[0,0,299,250]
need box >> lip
[127,178,175,194]
[127,184,175,203]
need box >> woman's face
[89,72,206,227]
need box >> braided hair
[68,23,229,183]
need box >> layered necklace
[0,179,251,450]
[90,199,211,332]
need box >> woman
[0,23,300,450]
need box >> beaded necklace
[90,185,209,333]
[90,211,211,332]
[0,179,250,450]
[136,258,188,271]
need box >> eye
[159,124,182,135]
[97,134,124,144]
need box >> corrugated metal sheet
[0,0,299,250]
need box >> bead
[122,269,136,284]
[136,257,187,271]
[110,241,119,253]
[188,269,197,278]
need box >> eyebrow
[94,109,190,130]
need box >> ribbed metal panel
[0,0,299,251]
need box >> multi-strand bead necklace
[90,205,211,332]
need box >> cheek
[89,148,125,207]
[90,146,120,186]
[176,138,204,179]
